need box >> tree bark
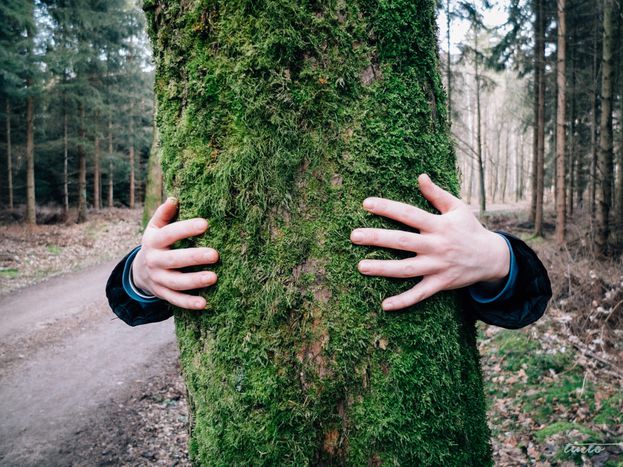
[534,0,546,236]
[143,113,163,226]
[25,93,36,225]
[108,116,114,208]
[474,27,486,215]
[94,133,101,211]
[129,104,135,210]
[589,7,599,216]
[446,0,452,127]
[77,104,87,223]
[596,0,614,254]
[615,14,623,245]
[6,100,13,210]
[144,1,492,464]
[567,41,576,218]
[63,111,69,218]
[555,0,567,244]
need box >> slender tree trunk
[6,101,13,210]
[589,9,599,216]
[534,0,546,236]
[568,43,576,217]
[502,125,509,203]
[143,112,164,226]
[531,0,541,223]
[144,1,492,464]
[555,0,567,244]
[596,0,614,254]
[446,0,452,127]
[516,131,522,202]
[63,111,69,218]
[129,104,135,209]
[25,93,36,225]
[108,116,114,208]
[77,104,87,223]
[94,134,101,211]
[474,28,486,215]
[615,21,623,244]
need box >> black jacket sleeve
[105,249,173,327]
[463,231,552,329]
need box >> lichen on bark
[143,0,493,464]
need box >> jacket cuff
[122,246,160,303]
[468,233,518,304]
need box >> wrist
[482,231,511,283]
[130,254,155,297]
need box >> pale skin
[132,174,510,311]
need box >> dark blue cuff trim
[468,233,518,304]
[122,246,161,304]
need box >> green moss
[0,268,19,278]
[145,0,491,464]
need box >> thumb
[148,197,179,229]
[418,174,461,214]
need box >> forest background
[0,0,621,465]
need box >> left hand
[351,174,510,311]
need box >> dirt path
[0,260,187,466]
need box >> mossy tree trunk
[144,1,492,465]
[143,115,164,227]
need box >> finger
[351,228,431,253]
[382,276,440,311]
[152,247,219,269]
[148,197,179,229]
[362,197,437,231]
[417,174,462,214]
[155,270,217,291]
[154,285,207,310]
[357,257,437,279]
[152,218,209,248]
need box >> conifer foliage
[0,0,154,223]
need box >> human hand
[132,197,219,310]
[351,174,510,311]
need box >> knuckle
[192,250,204,264]
[397,235,411,249]
[403,263,417,277]
[143,251,157,269]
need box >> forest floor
[0,206,620,466]
[480,208,623,466]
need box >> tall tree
[532,0,546,236]
[555,0,567,244]
[144,0,492,464]
[0,1,35,213]
[596,0,614,253]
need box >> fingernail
[351,230,364,243]
[203,272,215,283]
[167,197,178,204]
[358,261,370,273]
[195,219,208,230]
[195,298,205,308]
[363,198,376,210]
[382,299,394,311]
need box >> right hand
[132,197,219,310]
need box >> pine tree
[596,0,614,254]
[144,1,492,464]
[555,0,567,244]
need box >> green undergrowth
[144,0,492,464]
[483,328,623,465]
